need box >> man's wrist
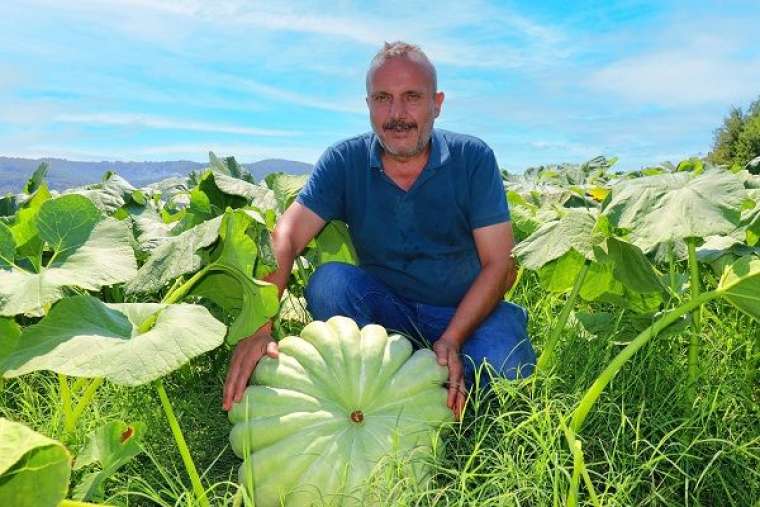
[438,333,464,349]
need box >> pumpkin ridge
[277,336,353,409]
[287,423,354,503]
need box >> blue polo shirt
[296,128,510,307]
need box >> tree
[708,95,760,171]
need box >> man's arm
[431,221,516,418]
[222,202,326,411]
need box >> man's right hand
[223,326,279,411]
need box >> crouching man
[223,41,536,420]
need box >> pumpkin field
[1,154,759,506]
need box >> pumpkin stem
[350,410,364,423]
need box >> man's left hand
[432,338,466,421]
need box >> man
[223,41,535,420]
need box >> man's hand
[223,327,279,411]
[432,338,466,421]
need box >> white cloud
[54,113,300,137]
[588,50,760,106]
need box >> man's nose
[389,96,408,118]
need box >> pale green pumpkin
[229,316,453,506]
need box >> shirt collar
[369,128,450,171]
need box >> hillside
[0,157,313,194]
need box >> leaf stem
[686,238,702,401]
[506,265,525,300]
[136,266,211,334]
[65,378,104,434]
[537,260,591,372]
[571,290,717,431]
[58,374,73,434]
[155,380,210,507]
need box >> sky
[1,0,759,172]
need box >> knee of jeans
[304,262,355,313]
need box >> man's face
[366,57,444,160]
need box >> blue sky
[1,0,759,172]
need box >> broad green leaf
[213,172,277,210]
[513,209,599,270]
[192,270,279,345]
[313,221,358,265]
[603,170,746,253]
[65,175,129,215]
[73,420,144,501]
[0,223,14,268]
[22,163,49,194]
[38,195,102,255]
[0,196,137,317]
[716,255,760,321]
[126,216,222,294]
[537,250,586,293]
[9,184,51,258]
[0,418,71,507]
[209,151,245,179]
[264,172,309,212]
[190,210,279,344]
[598,238,664,294]
[1,295,226,384]
[0,317,21,361]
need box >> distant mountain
[0,157,313,194]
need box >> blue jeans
[304,262,536,390]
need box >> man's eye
[406,94,421,102]
[374,95,390,103]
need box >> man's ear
[434,91,445,117]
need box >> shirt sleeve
[467,147,510,229]
[295,146,346,222]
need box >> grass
[1,271,759,506]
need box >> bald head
[366,41,437,95]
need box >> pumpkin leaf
[0,295,226,385]
[513,209,599,270]
[264,173,309,213]
[72,420,144,501]
[0,418,71,507]
[603,170,746,253]
[126,216,223,294]
[312,221,358,265]
[716,255,760,321]
[0,195,137,317]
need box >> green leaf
[313,221,358,265]
[537,250,586,293]
[213,172,277,210]
[0,196,137,317]
[22,163,49,195]
[192,270,279,345]
[0,317,21,361]
[126,216,223,294]
[513,209,599,270]
[9,184,51,258]
[1,295,226,384]
[0,223,14,269]
[72,420,144,501]
[37,195,102,256]
[717,255,760,321]
[0,418,71,507]
[603,170,746,253]
[264,173,309,212]
[598,238,664,294]
[190,210,279,344]
[66,173,141,215]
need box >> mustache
[383,119,417,130]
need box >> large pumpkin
[228,316,453,506]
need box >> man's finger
[223,360,241,411]
[266,341,279,358]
